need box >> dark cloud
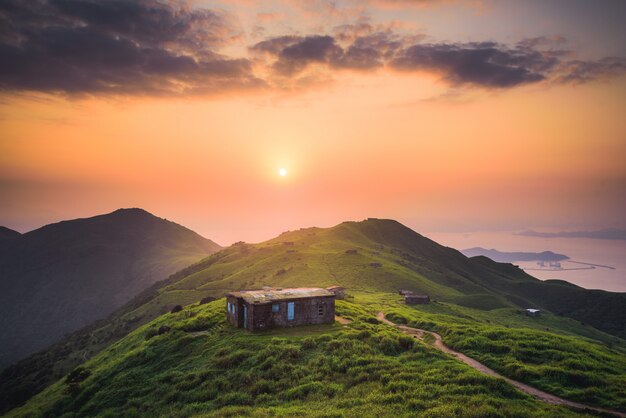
[0,0,623,95]
[557,57,626,84]
[251,31,402,75]
[253,35,343,75]
[390,41,552,88]
[0,0,262,95]
[254,32,625,89]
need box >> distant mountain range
[515,228,626,240]
[461,247,569,263]
[0,208,221,368]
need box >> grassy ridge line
[8,298,590,418]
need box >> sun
[279,168,287,177]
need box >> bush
[199,296,215,305]
[64,367,91,396]
[145,328,159,340]
[65,367,91,385]
[398,335,415,350]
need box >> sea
[424,231,626,293]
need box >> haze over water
[427,231,626,292]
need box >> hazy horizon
[2,0,625,245]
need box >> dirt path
[376,312,625,417]
[335,315,352,325]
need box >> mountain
[516,228,626,240]
[461,247,569,263]
[0,208,221,369]
[0,226,21,240]
[1,218,625,414]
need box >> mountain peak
[109,207,154,217]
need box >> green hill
[0,208,221,369]
[1,217,625,415]
[7,297,626,417]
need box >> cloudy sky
[1,0,625,244]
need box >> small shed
[405,294,430,305]
[226,287,335,331]
[326,285,346,299]
[526,308,541,317]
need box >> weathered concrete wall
[227,296,247,328]
[405,295,430,305]
[246,296,335,331]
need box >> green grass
[9,299,593,418]
[377,297,626,411]
[3,218,625,415]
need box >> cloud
[389,41,554,88]
[251,31,404,75]
[0,1,623,96]
[254,32,625,89]
[0,0,262,95]
[557,57,626,84]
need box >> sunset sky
[1,0,625,245]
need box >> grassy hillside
[7,298,601,418]
[378,295,626,411]
[0,208,221,369]
[2,218,624,415]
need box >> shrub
[64,367,91,396]
[199,296,215,305]
[145,328,159,340]
[398,335,415,350]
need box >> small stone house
[526,308,541,317]
[326,285,346,299]
[405,293,430,305]
[226,287,336,331]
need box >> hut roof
[227,287,333,304]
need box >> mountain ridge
[0,208,222,369]
[1,215,624,414]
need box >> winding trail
[376,312,626,417]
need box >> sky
[1,0,625,245]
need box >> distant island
[462,247,569,263]
[515,228,626,241]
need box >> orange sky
[1,0,625,244]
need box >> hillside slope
[0,226,21,240]
[0,208,221,369]
[1,218,624,414]
[7,298,612,418]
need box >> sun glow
[279,168,287,177]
